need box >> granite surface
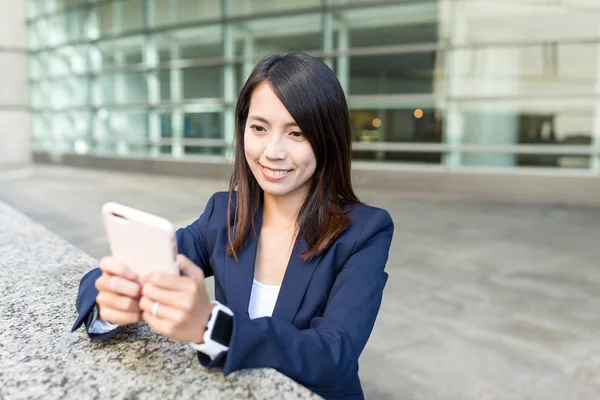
[0,200,320,400]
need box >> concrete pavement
[1,165,599,400]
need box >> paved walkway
[1,165,599,400]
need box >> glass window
[42,45,91,77]
[235,63,246,92]
[448,42,598,98]
[182,66,223,99]
[183,112,224,156]
[234,14,322,58]
[96,36,145,70]
[153,0,223,26]
[98,72,147,105]
[330,0,401,4]
[350,106,443,164]
[335,2,438,47]
[156,26,223,61]
[64,9,87,42]
[96,1,118,36]
[159,112,173,154]
[97,0,144,36]
[457,101,594,169]
[49,78,91,108]
[159,69,171,101]
[459,1,600,45]
[341,23,438,49]
[348,52,437,95]
[35,111,93,153]
[41,13,69,47]
[101,110,149,143]
[232,0,321,15]
[122,0,144,32]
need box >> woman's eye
[290,131,304,139]
[250,124,266,132]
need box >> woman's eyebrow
[248,115,299,128]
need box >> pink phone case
[102,202,179,280]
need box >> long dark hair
[227,52,360,261]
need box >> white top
[248,279,281,319]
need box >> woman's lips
[259,164,292,181]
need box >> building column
[322,0,333,69]
[0,0,31,168]
[145,0,161,156]
[442,0,467,168]
[168,0,184,158]
[222,0,235,159]
[336,20,349,94]
[592,25,600,173]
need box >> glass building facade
[27,0,600,172]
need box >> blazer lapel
[223,201,324,323]
[271,235,324,324]
[223,206,262,317]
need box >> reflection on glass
[345,22,438,48]
[182,67,222,99]
[460,106,593,168]
[93,111,149,153]
[349,53,437,95]
[156,26,222,60]
[26,0,600,171]
[232,0,321,15]
[96,37,145,70]
[184,112,223,156]
[350,108,443,163]
[448,43,598,98]
[154,0,221,25]
[97,2,118,36]
[234,14,322,57]
[98,72,147,104]
[337,2,438,47]
[121,0,144,32]
[160,113,172,154]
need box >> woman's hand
[139,255,213,343]
[94,257,143,325]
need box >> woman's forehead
[248,83,297,125]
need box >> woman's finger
[99,306,141,326]
[97,291,141,312]
[142,311,177,339]
[141,283,191,309]
[139,296,185,323]
[144,271,193,291]
[96,274,142,298]
[99,257,137,280]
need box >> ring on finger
[152,301,160,318]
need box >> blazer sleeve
[71,193,218,338]
[199,209,394,389]
[70,267,122,340]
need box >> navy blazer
[73,191,394,400]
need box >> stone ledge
[0,200,320,400]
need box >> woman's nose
[264,134,286,160]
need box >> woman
[72,52,394,400]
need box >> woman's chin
[260,184,292,197]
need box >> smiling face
[244,82,317,201]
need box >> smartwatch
[189,300,234,360]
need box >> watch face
[211,310,233,346]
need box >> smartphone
[102,202,179,280]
